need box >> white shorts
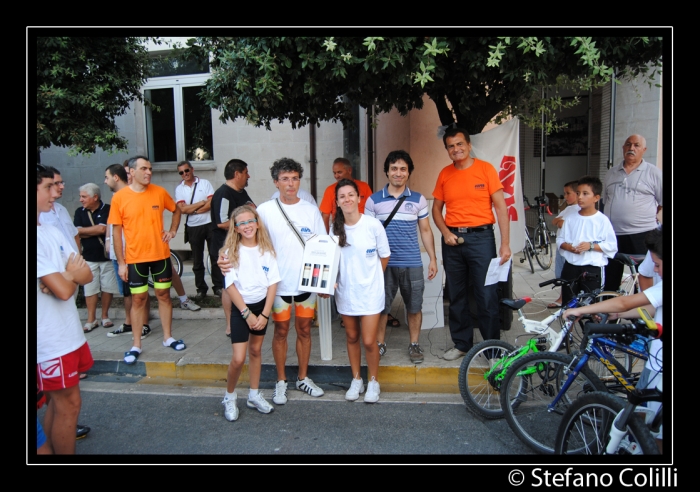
[84,261,119,296]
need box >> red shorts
[37,342,94,392]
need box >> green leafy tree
[36,37,157,157]
[182,36,662,135]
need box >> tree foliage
[183,36,662,135]
[36,37,156,155]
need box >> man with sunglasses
[175,161,214,301]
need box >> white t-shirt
[224,244,281,304]
[556,211,617,266]
[39,202,78,254]
[643,280,663,374]
[36,224,86,362]
[332,215,391,316]
[175,177,215,228]
[638,251,661,285]
[555,204,581,240]
[257,199,326,296]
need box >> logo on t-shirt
[405,202,414,212]
[300,227,311,234]
[366,248,376,257]
[262,266,269,273]
[474,184,486,190]
[152,205,160,210]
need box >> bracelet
[240,307,250,319]
[242,311,250,320]
[260,313,269,320]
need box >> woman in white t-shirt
[331,179,391,403]
[220,205,281,421]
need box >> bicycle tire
[554,391,659,455]
[147,250,184,288]
[458,340,518,419]
[534,225,553,270]
[499,351,607,454]
[523,236,535,274]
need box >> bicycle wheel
[147,250,184,288]
[458,340,517,419]
[534,226,553,270]
[523,237,535,274]
[554,391,659,455]
[499,351,607,454]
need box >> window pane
[183,86,214,161]
[150,53,209,77]
[145,88,177,162]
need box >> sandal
[83,320,99,333]
[547,302,562,309]
[164,339,186,351]
[101,318,114,328]
[79,373,88,380]
[377,342,387,357]
[387,314,400,327]
[124,350,140,365]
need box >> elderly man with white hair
[74,182,118,332]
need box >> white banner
[469,117,525,254]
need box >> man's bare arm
[418,217,438,280]
[76,224,107,238]
[491,189,511,265]
[431,199,459,246]
[178,196,212,215]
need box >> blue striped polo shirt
[364,186,429,268]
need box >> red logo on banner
[499,156,518,221]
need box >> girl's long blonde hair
[220,205,276,268]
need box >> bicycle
[522,195,554,271]
[498,314,661,454]
[555,316,663,455]
[458,273,611,419]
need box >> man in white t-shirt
[39,166,80,254]
[224,158,327,405]
[175,160,215,300]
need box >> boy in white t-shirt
[36,165,94,454]
[549,180,580,308]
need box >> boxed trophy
[297,235,341,295]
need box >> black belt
[448,225,493,233]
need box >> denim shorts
[382,266,424,314]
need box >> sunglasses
[178,168,192,175]
[235,218,258,227]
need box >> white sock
[179,295,188,303]
[224,391,236,400]
[163,337,185,350]
[124,346,141,364]
[249,389,259,399]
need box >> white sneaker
[222,393,239,421]
[247,392,274,414]
[272,380,288,405]
[345,378,365,401]
[296,377,324,397]
[364,377,380,403]
[181,298,201,311]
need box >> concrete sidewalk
[81,251,561,393]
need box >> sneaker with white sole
[181,298,201,311]
[247,392,274,414]
[364,377,380,403]
[139,325,152,340]
[272,380,288,405]
[345,378,365,401]
[222,393,239,421]
[443,347,466,361]
[107,324,132,338]
[296,377,324,397]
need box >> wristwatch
[589,242,595,252]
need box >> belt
[448,225,493,233]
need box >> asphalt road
[38,375,534,462]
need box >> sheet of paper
[485,257,512,286]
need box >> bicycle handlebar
[583,322,663,339]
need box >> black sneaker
[194,290,207,301]
[213,287,223,297]
[76,424,91,440]
[107,324,132,338]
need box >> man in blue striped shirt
[365,150,438,364]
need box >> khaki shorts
[84,260,119,296]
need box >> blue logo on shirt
[262,266,269,273]
[301,227,311,233]
[366,248,376,255]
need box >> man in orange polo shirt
[431,128,511,361]
[319,157,373,233]
[109,156,186,365]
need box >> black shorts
[230,298,269,344]
[128,258,172,294]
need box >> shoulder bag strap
[382,195,408,229]
[185,181,199,227]
[276,198,306,247]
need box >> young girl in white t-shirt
[220,205,281,421]
[331,179,391,403]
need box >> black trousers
[186,223,213,294]
[604,230,654,292]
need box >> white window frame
[142,72,213,164]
